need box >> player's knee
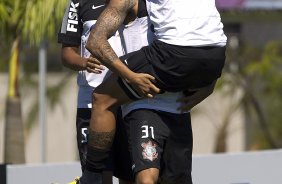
[92,92,115,111]
[136,174,158,184]
[136,178,156,184]
[92,92,103,105]
[92,92,108,111]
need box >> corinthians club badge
[141,140,158,161]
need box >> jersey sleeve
[57,0,82,46]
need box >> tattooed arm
[86,0,135,75]
[86,0,160,97]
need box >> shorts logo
[141,140,158,161]
[124,59,128,65]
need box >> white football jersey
[58,0,124,108]
[146,0,227,46]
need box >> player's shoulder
[79,0,105,9]
[78,0,106,21]
[69,0,103,10]
[69,0,81,5]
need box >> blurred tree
[215,40,282,152]
[23,71,74,133]
[0,0,67,164]
[245,41,282,149]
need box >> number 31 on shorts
[141,125,155,139]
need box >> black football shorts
[113,109,193,184]
[118,40,226,100]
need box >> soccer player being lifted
[80,0,227,183]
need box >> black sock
[80,170,102,184]
[85,145,110,173]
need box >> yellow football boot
[69,176,80,184]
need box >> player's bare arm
[86,56,105,74]
[86,0,135,72]
[86,0,160,97]
[61,45,87,71]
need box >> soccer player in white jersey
[80,0,226,183]
[57,0,123,183]
[112,1,193,184]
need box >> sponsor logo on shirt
[67,1,79,32]
[92,4,105,10]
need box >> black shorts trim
[118,50,158,100]
[117,77,142,100]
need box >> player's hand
[177,80,217,112]
[128,72,161,98]
[86,56,105,74]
